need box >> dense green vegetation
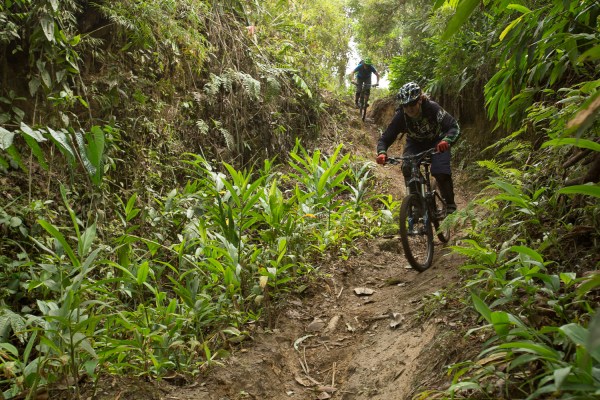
[1,0,599,399]
[367,1,598,399]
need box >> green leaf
[433,0,446,10]
[75,129,100,182]
[292,74,312,98]
[509,245,544,264]
[23,331,37,364]
[506,4,531,14]
[136,262,150,285]
[553,366,571,389]
[22,134,49,170]
[587,312,600,363]
[20,122,45,142]
[78,222,97,257]
[41,68,52,88]
[38,219,79,268]
[441,0,480,41]
[69,34,81,46]
[490,311,510,336]
[0,126,15,150]
[558,184,600,198]
[125,193,140,221]
[448,381,481,393]
[541,138,600,152]
[6,145,26,171]
[497,341,560,359]
[471,292,492,323]
[576,273,600,297]
[47,127,75,162]
[28,77,41,96]
[560,321,600,362]
[86,126,105,185]
[577,44,600,63]
[490,178,521,196]
[40,16,55,42]
[73,332,97,358]
[499,15,524,41]
[88,126,105,167]
[0,342,19,357]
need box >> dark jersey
[377,99,460,154]
[353,63,377,81]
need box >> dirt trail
[163,102,470,400]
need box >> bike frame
[389,149,437,219]
[386,148,450,271]
[403,151,434,236]
[352,82,378,121]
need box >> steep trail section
[171,243,464,400]
[166,101,470,400]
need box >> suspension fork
[406,161,424,196]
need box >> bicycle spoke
[399,194,434,271]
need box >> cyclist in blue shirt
[348,58,380,108]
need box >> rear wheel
[399,193,434,271]
[432,192,451,243]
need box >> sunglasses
[403,98,420,108]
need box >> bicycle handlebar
[385,148,437,165]
[351,81,379,88]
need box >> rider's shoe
[447,203,457,213]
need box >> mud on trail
[100,101,475,400]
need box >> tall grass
[0,142,381,398]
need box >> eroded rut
[169,240,464,400]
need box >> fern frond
[221,73,233,93]
[220,128,234,151]
[196,119,209,135]
[496,140,531,157]
[476,159,508,176]
[204,73,224,102]
[265,76,281,100]
[228,69,260,100]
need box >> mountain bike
[352,82,378,121]
[386,148,451,271]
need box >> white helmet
[397,82,422,105]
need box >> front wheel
[399,193,434,271]
[361,95,369,121]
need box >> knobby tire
[359,95,367,121]
[399,193,434,272]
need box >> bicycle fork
[406,196,429,235]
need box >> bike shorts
[356,80,373,96]
[402,139,452,177]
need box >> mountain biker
[376,82,459,213]
[348,58,380,108]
